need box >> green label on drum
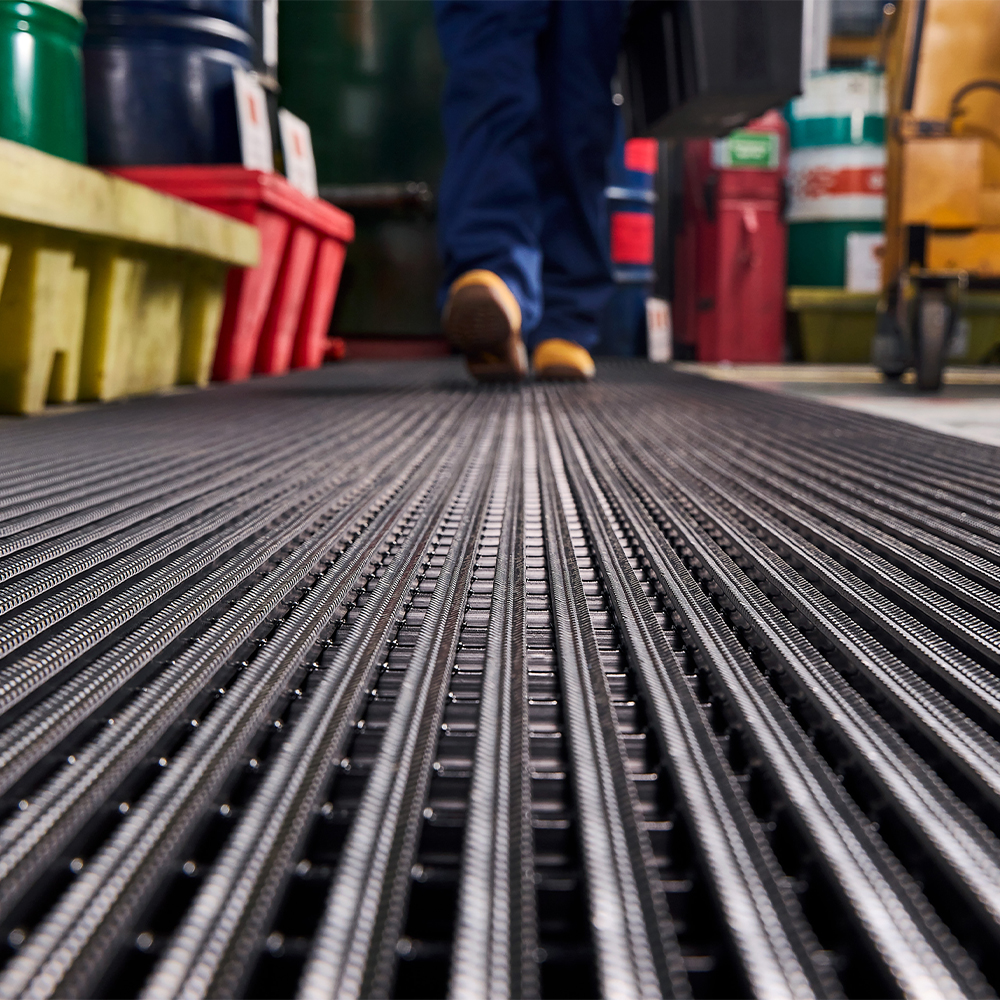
[712,131,780,170]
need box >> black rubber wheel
[915,290,951,391]
[871,309,909,380]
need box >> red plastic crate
[110,167,354,381]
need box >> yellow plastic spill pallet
[0,138,259,414]
[788,286,1000,365]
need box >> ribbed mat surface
[0,361,999,999]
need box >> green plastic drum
[279,0,446,336]
[0,0,86,162]
[279,0,445,187]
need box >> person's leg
[529,0,628,355]
[434,0,549,334]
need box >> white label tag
[646,297,672,362]
[233,67,274,172]
[278,109,318,198]
[845,231,885,292]
[263,0,278,69]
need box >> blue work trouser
[434,0,628,351]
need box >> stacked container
[608,138,657,286]
[82,1,354,381]
[597,136,657,356]
[786,70,886,288]
[674,111,788,363]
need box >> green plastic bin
[788,287,878,362]
[0,0,86,162]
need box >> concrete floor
[675,363,1000,447]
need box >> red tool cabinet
[674,113,788,363]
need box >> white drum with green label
[786,70,886,288]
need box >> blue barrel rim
[613,266,656,284]
[82,0,251,28]
[605,186,657,205]
[82,8,252,47]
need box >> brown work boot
[532,338,596,381]
[442,270,528,382]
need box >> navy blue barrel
[82,0,253,165]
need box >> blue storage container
[82,0,253,166]
[598,119,656,355]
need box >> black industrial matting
[0,360,999,999]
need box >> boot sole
[443,283,527,382]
